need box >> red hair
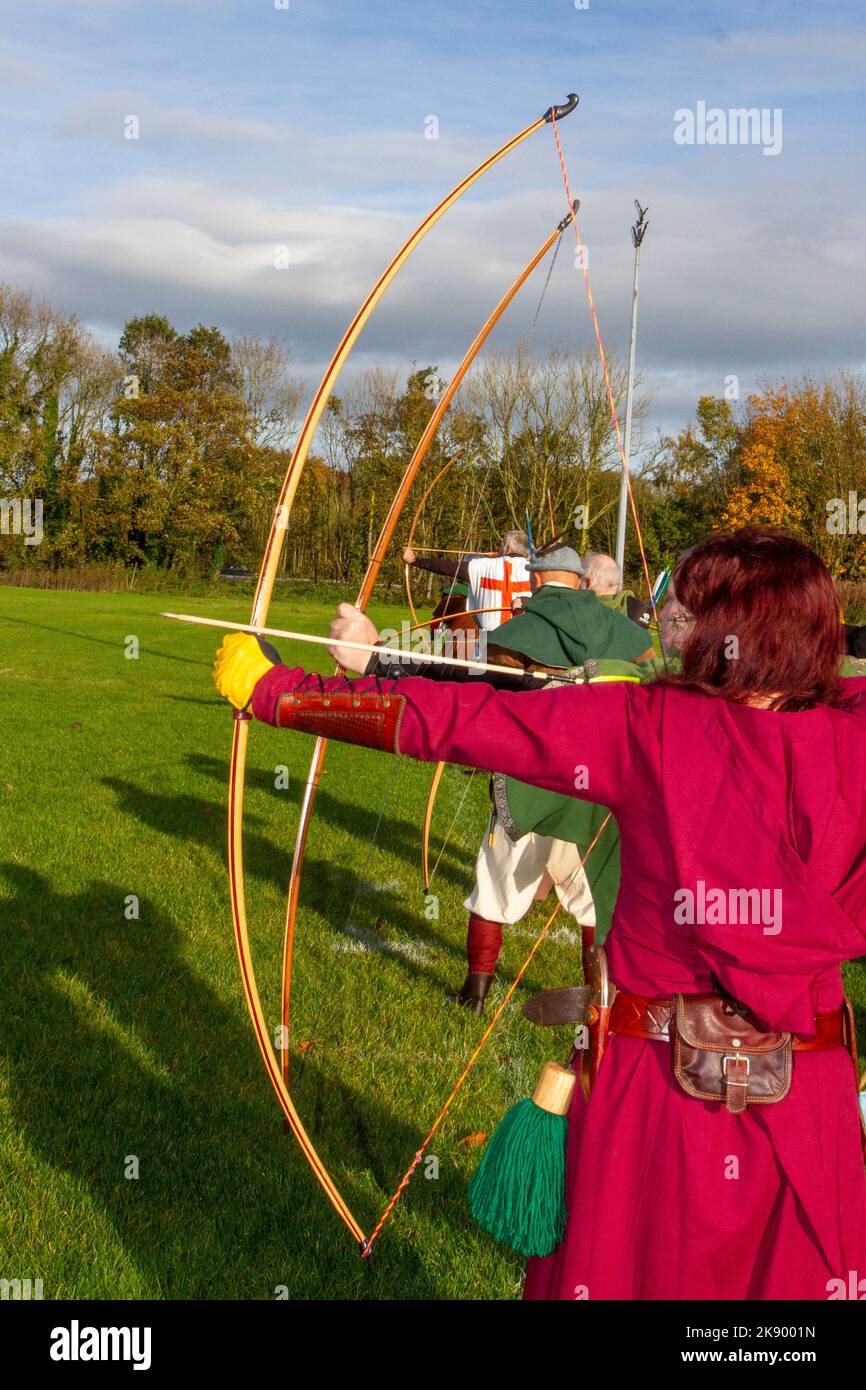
[668,528,845,711]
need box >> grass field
[0,585,579,1300]
[2,585,864,1302]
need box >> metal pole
[615,201,649,574]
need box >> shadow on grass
[0,862,494,1299]
[0,611,204,666]
[185,750,477,893]
[99,771,555,1008]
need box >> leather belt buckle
[723,1053,750,1078]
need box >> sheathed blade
[523,985,590,1026]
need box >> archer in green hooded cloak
[489,585,653,670]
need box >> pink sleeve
[251,665,398,724]
[395,675,638,810]
[252,666,640,810]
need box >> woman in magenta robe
[238,528,866,1300]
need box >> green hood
[596,589,635,616]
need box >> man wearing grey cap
[487,540,653,674]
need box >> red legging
[466,913,503,975]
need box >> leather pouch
[671,994,792,1114]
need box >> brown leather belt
[609,990,848,1051]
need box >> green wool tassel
[468,1093,569,1259]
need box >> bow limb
[279,200,580,1097]
[421,761,446,893]
[404,454,461,626]
[404,564,418,628]
[228,714,366,1241]
[228,97,578,1246]
[404,564,419,627]
[353,200,578,613]
[406,606,500,634]
[253,96,578,634]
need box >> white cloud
[1,160,862,449]
[56,93,284,150]
[2,32,864,444]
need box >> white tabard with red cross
[467,555,531,631]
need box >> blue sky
[2,0,864,436]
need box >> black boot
[447,971,494,1015]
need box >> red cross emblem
[479,560,531,623]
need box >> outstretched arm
[250,664,640,813]
[402,546,473,583]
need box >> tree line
[1,283,864,598]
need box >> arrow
[161,611,563,683]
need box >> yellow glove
[213,633,277,711]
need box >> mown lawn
[1,586,864,1301]
[0,585,580,1300]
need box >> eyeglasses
[667,613,693,628]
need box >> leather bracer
[274,685,405,753]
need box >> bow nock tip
[544,92,580,123]
[556,199,580,233]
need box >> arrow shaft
[162,610,555,682]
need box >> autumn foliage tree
[723,376,866,579]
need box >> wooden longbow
[227,94,580,1251]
